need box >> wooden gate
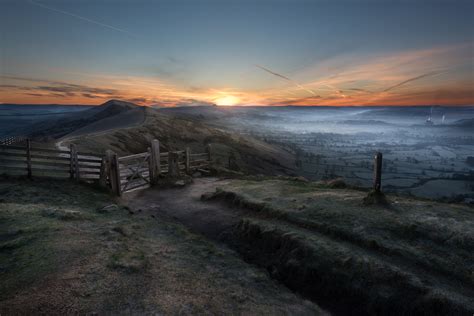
[105,140,212,196]
[118,151,152,193]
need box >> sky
[0,0,473,106]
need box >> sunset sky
[0,0,473,106]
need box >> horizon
[0,99,474,108]
[1,99,474,108]
[1,0,473,107]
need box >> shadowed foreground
[128,177,474,315]
[0,178,323,315]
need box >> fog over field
[1,104,473,202]
[163,105,474,202]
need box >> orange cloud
[1,44,472,106]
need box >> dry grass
[208,178,474,314]
[0,177,324,314]
[61,107,297,176]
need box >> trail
[123,177,474,315]
[125,178,241,240]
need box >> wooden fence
[0,140,102,180]
[0,137,387,196]
[105,140,212,196]
[0,136,27,146]
[0,137,211,195]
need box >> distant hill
[60,103,297,176]
[23,100,143,139]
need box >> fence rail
[0,140,102,180]
[0,138,213,196]
[111,141,212,195]
[0,136,27,146]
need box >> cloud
[175,98,215,107]
[35,84,118,96]
[29,0,136,37]
[126,97,148,104]
[0,76,120,99]
[255,64,318,96]
[382,71,444,92]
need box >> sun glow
[215,95,240,106]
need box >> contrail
[383,71,442,92]
[29,0,136,37]
[255,64,317,96]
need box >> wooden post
[106,150,121,196]
[106,150,114,189]
[112,153,121,196]
[26,139,32,178]
[74,148,80,181]
[147,147,154,183]
[373,152,383,192]
[185,147,190,174]
[99,156,107,188]
[168,151,180,178]
[69,144,75,179]
[150,139,160,184]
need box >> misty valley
[164,105,474,203]
[1,104,473,203]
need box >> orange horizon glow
[1,45,472,107]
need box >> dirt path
[123,177,474,315]
[125,178,241,240]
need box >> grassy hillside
[0,177,323,314]
[62,107,297,175]
[202,178,474,315]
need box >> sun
[215,95,240,106]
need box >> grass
[0,177,324,315]
[209,178,474,314]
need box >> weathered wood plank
[121,182,150,192]
[31,167,70,174]
[0,151,27,158]
[31,160,70,168]
[118,152,149,161]
[31,147,70,154]
[190,159,209,164]
[0,165,27,172]
[190,153,208,158]
[0,157,27,165]
[77,157,102,163]
[0,145,26,151]
[31,154,71,161]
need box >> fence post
[74,148,80,181]
[26,139,32,179]
[113,153,121,196]
[147,147,154,184]
[373,152,383,192]
[150,139,160,184]
[185,147,190,174]
[99,156,107,188]
[107,150,121,196]
[69,144,75,179]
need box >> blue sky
[1,0,473,105]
